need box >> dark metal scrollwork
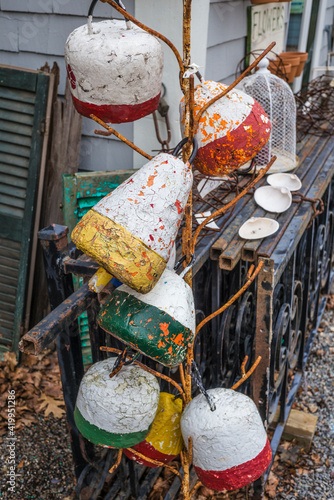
[308,223,326,324]
[269,301,290,424]
[288,281,303,371]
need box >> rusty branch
[108,449,123,474]
[101,0,184,79]
[231,356,262,391]
[91,114,153,160]
[194,261,264,339]
[100,346,186,402]
[191,156,277,254]
[193,42,276,132]
[190,481,203,498]
[126,448,183,480]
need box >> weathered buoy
[74,358,160,448]
[64,19,164,123]
[180,81,271,176]
[181,388,272,491]
[124,392,183,466]
[97,269,195,367]
[71,141,195,294]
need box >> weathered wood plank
[271,407,318,450]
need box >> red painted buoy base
[71,92,161,124]
[195,100,271,176]
[124,440,178,468]
[194,438,272,491]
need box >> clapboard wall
[318,0,334,67]
[0,0,135,172]
[1,0,331,172]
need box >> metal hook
[172,137,198,165]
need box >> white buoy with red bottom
[180,80,271,177]
[181,388,272,491]
[64,18,164,124]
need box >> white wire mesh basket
[241,58,297,173]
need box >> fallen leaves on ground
[0,348,64,440]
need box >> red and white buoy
[124,392,183,466]
[64,19,164,123]
[71,141,195,294]
[180,80,271,177]
[74,358,160,449]
[181,388,272,491]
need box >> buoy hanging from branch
[64,16,164,123]
[180,388,272,491]
[180,81,271,177]
[124,392,183,466]
[97,269,196,367]
[74,358,160,449]
[71,139,196,294]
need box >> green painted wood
[62,169,133,365]
[0,86,36,104]
[0,65,51,358]
[0,99,35,115]
[0,67,38,92]
[0,120,33,137]
[0,153,30,168]
[1,109,34,126]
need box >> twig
[193,42,276,131]
[90,114,153,160]
[190,156,276,254]
[194,261,264,339]
[126,448,183,481]
[101,0,184,80]
[100,346,186,402]
[108,449,123,474]
[231,356,262,391]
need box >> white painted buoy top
[94,153,193,261]
[76,358,160,435]
[180,388,268,472]
[64,20,164,106]
[117,269,196,334]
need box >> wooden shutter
[0,65,51,358]
[63,170,133,364]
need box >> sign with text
[247,3,287,62]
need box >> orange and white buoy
[181,388,272,491]
[180,80,271,177]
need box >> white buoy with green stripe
[75,357,160,449]
[98,269,196,368]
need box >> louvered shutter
[0,65,50,358]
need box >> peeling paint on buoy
[181,388,272,491]
[180,81,271,176]
[74,358,160,449]
[97,269,196,367]
[71,153,193,293]
[124,392,183,466]
[64,20,164,123]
